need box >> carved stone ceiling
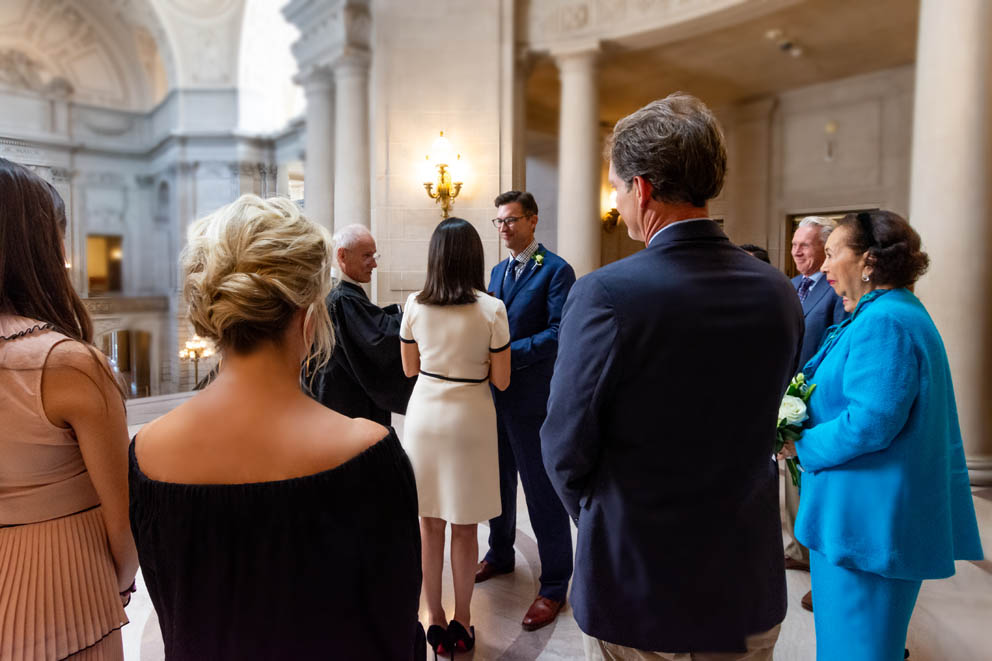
[0,0,170,109]
[526,0,919,131]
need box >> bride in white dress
[400,217,510,655]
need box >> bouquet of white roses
[775,373,816,488]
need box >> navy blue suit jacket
[488,245,575,414]
[542,220,803,652]
[791,274,847,370]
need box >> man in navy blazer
[542,94,803,658]
[791,217,848,370]
[476,190,576,632]
[784,217,848,599]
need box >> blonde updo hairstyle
[181,195,334,367]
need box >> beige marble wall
[719,65,914,271]
[370,0,517,305]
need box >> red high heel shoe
[447,619,474,657]
[426,624,448,660]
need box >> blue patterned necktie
[505,260,519,294]
[797,276,813,303]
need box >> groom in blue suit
[475,190,575,632]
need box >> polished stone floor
[122,404,992,659]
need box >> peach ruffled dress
[0,315,127,661]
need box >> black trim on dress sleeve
[489,341,511,353]
[399,337,417,344]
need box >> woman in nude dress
[0,158,137,661]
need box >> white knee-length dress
[399,291,510,524]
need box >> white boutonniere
[532,251,545,268]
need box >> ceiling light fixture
[765,28,804,58]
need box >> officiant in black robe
[307,225,415,424]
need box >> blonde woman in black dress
[130,195,422,659]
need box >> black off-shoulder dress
[128,429,422,660]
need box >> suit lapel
[802,279,830,316]
[504,244,542,308]
[494,258,511,299]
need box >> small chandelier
[178,334,215,386]
[423,131,463,219]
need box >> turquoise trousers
[810,548,921,661]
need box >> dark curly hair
[836,210,929,288]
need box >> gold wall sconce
[824,120,838,161]
[602,190,621,232]
[423,131,463,219]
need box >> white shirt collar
[510,238,539,262]
[647,218,711,247]
[333,267,363,286]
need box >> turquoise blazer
[795,288,983,580]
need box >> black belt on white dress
[419,370,488,384]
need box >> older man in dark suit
[786,216,847,608]
[542,94,803,659]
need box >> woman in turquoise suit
[779,210,983,660]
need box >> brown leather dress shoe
[801,590,813,612]
[522,596,564,631]
[784,556,810,571]
[475,560,513,584]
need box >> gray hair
[606,92,727,208]
[332,224,373,251]
[797,216,836,244]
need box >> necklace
[0,322,54,342]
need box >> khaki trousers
[583,624,781,661]
[782,462,809,565]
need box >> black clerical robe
[307,281,416,425]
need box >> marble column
[909,0,992,485]
[555,48,600,277]
[276,163,291,198]
[333,54,371,232]
[302,69,335,232]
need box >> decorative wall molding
[76,107,136,135]
[0,49,74,97]
[105,0,177,94]
[0,0,156,109]
[284,0,371,83]
[525,0,803,52]
[83,296,170,315]
[164,0,239,20]
[50,166,75,182]
[0,138,49,162]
